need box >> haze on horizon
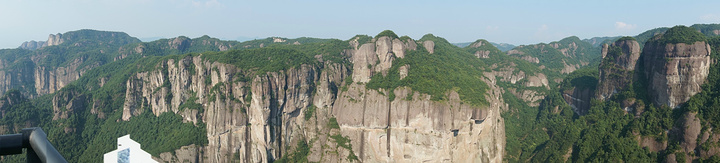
[1,0,719,49]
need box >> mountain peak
[653,25,707,45]
[19,29,140,50]
[375,30,399,39]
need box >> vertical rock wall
[123,36,507,162]
[643,40,711,108]
[595,39,641,101]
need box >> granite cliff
[642,28,711,108]
[595,37,641,110]
[114,34,507,162]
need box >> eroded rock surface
[123,36,506,163]
[643,40,711,108]
[596,39,641,101]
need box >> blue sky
[1,0,719,49]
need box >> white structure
[104,135,158,163]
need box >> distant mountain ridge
[453,41,515,52]
[582,36,621,47]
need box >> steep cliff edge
[518,25,720,162]
[595,37,641,102]
[19,41,47,50]
[0,30,142,98]
[642,26,711,108]
[562,86,593,115]
[117,33,506,162]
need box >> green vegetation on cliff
[505,27,720,162]
[684,36,720,128]
[633,24,720,48]
[375,30,399,39]
[656,25,707,45]
[367,34,490,106]
[506,36,601,87]
[4,24,720,163]
[0,29,356,162]
[203,48,316,74]
[691,24,720,37]
[504,66,662,162]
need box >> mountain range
[1,24,720,162]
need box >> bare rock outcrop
[1,30,141,98]
[423,40,435,54]
[562,87,593,115]
[596,38,641,101]
[350,36,414,83]
[121,55,329,162]
[34,57,98,95]
[506,48,539,64]
[525,73,549,88]
[560,62,579,74]
[52,88,87,121]
[332,83,505,162]
[669,112,702,163]
[398,65,409,80]
[469,41,492,58]
[19,41,47,50]
[486,63,526,84]
[642,39,711,108]
[475,50,491,58]
[520,56,540,63]
[155,144,202,163]
[47,33,64,46]
[117,33,507,162]
[169,36,191,51]
[485,63,548,106]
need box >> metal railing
[0,127,67,163]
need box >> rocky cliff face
[19,41,47,50]
[562,87,593,115]
[0,59,35,97]
[485,62,548,106]
[47,33,64,46]
[123,55,326,162]
[596,39,641,101]
[670,112,702,163]
[52,87,88,133]
[34,56,98,96]
[0,30,142,98]
[468,40,492,58]
[0,56,95,98]
[642,39,711,108]
[121,36,506,162]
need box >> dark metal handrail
[0,127,67,163]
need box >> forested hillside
[503,25,720,162]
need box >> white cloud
[615,22,636,30]
[700,14,720,22]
